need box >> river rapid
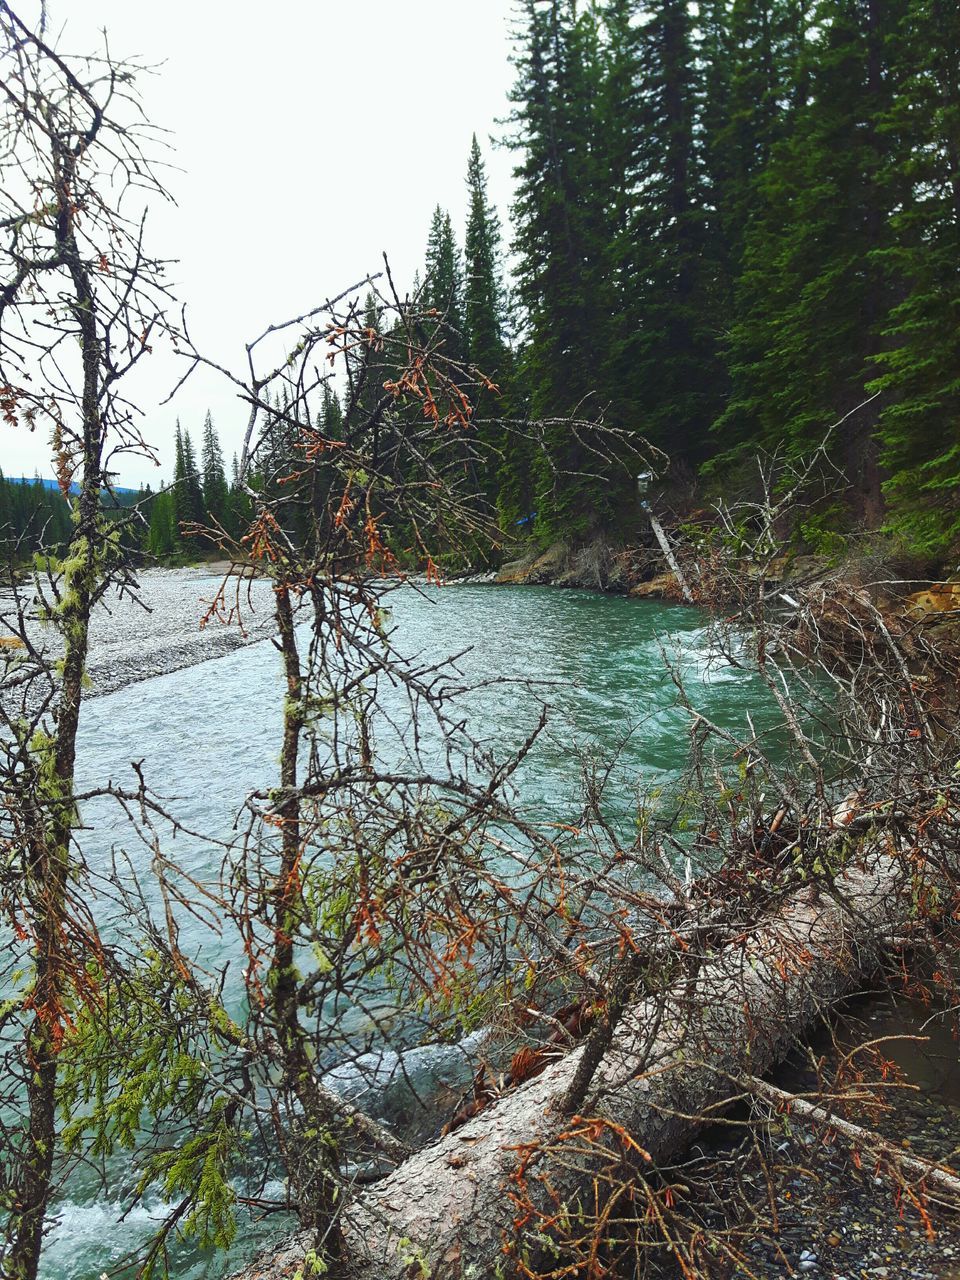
[39,578,779,1279]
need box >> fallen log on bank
[232,840,924,1280]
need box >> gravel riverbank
[83,567,279,697]
[2,566,279,703]
[675,995,960,1280]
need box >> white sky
[1,0,520,486]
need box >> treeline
[16,0,958,567]
[0,472,73,559]
[492,0,960,556]
[145,414,248,558]
[145,397,354,560]
[154,0,960,566]
[140,134,518,567]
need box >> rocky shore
[678,995,960,1280]
[1,565,278,703]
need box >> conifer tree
[320,382,344,438]
[172,421,190,535]
[200,411,229,529]
[509,0,621,539]
[347,291,390,429]
[700,0,808,308]
[146,488,177,558]
[463,135,516,512]
[0,467,10,562]
[871,0,960,552]
[228,451,254,540]
[716,0,907,524]
[464,136,510,384]
[618,0,724,459]
[182,427,205,523]
[423,206,466,365]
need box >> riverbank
[671,992,960,1280]
[4,559,957,1279]
[0,566,278,703]
[492,533,953,603]
[83,569,279,698]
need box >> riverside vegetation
[0,4,959,1280]
[10,0,955,580]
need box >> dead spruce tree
[0,7,175,1279]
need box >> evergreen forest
[494,0,960,558]
[10,0,958,568]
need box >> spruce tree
[700,0,808,309]
[147,488,177,558]
[172,421,190,536]
[617,0,724,460]
[716,0,906,524]
[0,467,10,562]
[182,427,205,523]
[200,411,229,529]
[464,135,510,384]
[871,0,960,553]
[423,206,466,365]
[320,383,344,439]
[463,135,516,512]
[509,0,620,539]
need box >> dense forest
[496,0,960,557]
[5,0,957,569]
[0,474,73,559]
[182,0,960,562]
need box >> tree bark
[231,842,915,1280]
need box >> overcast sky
[2,1,520,486]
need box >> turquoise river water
[41,582,783,1279]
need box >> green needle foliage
[139,0,960,564]
[497,0,959,560]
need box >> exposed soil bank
[494,534,955,604]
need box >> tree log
[232,846,915,1279]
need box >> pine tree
[172,421,190,536]
[464,135,510,384]
[716,0,906,523]
[423,206,466,365]
[700,0,808,310]
[463,135,516,512]
[509,0,620,539]
[616,0,725,460]
[182,427,205,523]
[147,488,177,558]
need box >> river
[41,581,781,1279]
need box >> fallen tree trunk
[232,843,918,1279]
